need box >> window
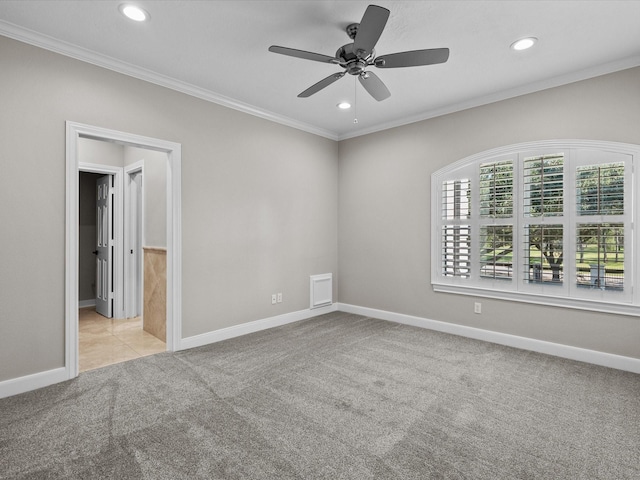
[480,225,513,279]
[479,160,513,218]
[576,163,624,216]
[441,179,470,278]
[479,159,514,279]
[576,223,624,290]
[432,141,638,315]
[523,153,564,217]
[524,224,563,284]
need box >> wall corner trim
[336,303,640,374]
[179,304,338,351]
[0,367,69,399]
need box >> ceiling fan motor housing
[336,43,374,75]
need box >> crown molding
[338,54,640,141]
[0,20,339,141]
[3,20,639,143]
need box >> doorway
[78,159,163,371]
[66,122,182,380]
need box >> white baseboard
[337,303,640,374]
[4,300,637,399]
[179,303,338,351]
[0,305,338,399]
[78,299,96,308]
[0,367,69,399]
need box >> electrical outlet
[277,292,282,303]
[271,294,277,305]
[474,302,482,314]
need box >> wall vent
[310,273,332,309]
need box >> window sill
[432,283,640,317]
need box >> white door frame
[81,165,124,318]
[124,161,144,319]
[66,121,182,379]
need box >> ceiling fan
[268,4,449,102]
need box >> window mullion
[513,155,522,289]
[565,149,576,297]
[470,164,480,282]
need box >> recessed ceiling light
[337,102,351,109]
[119,4,149,22]
[511,37,537,51]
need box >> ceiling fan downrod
[346,23,359,40]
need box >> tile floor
[79,307,166,372]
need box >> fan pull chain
[353,76,358,124]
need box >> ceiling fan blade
[353,5,390,56]
[298,72,346,98]
[358,71,390,101]
[269,45,337,64]
[375,48,450,68]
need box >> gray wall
[78,136,124,167]
[0,36,338,381]
[123,146,167,248]
[338,66,640,359]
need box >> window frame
[431,140,639,316]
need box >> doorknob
[92,250,99,255]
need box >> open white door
[95,174,113,318]
[125,168,143,318]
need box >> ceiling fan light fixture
[337,102,351,109]
[511,37,537,51]
[119,4,149,22]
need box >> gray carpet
[1,312,639,479]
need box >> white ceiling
[1,0,640,140]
